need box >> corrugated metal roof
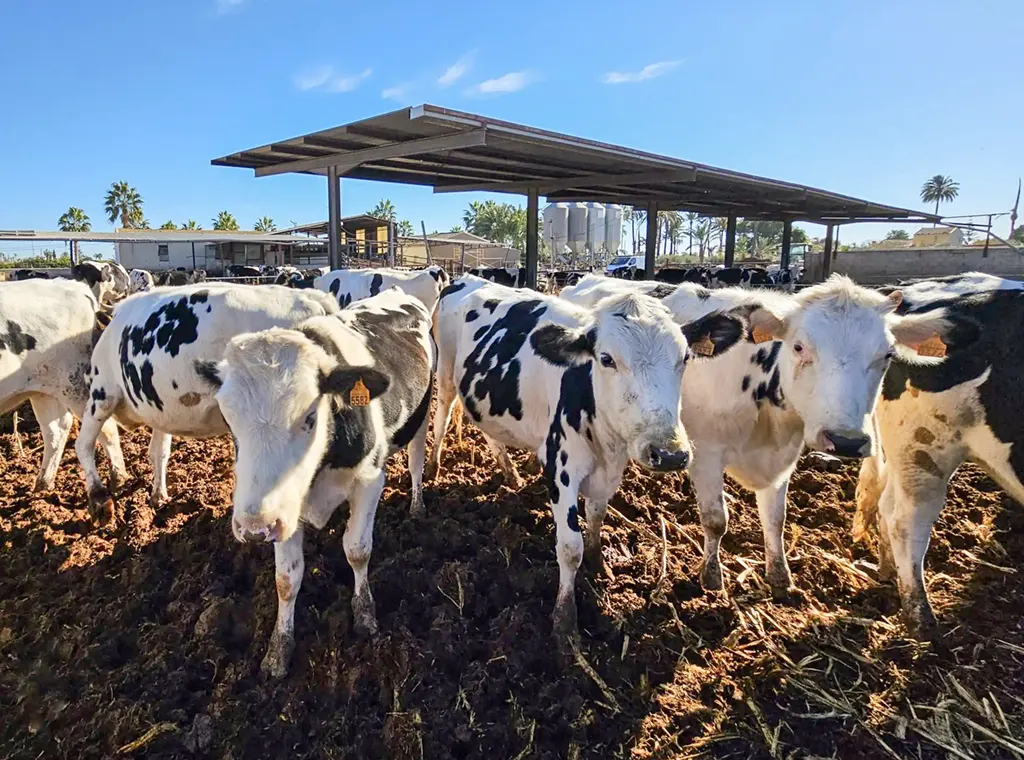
[0,230,318,245]
[212,104,939,224]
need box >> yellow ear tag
[349,378,371,407]
[915,335,947,358]
[691,336,716,357]
[752,326,774,344]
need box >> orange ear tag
[691,336,716,357]
[752,326,774,344]
[349,378,371,407]
[915,335,947,358]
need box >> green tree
[181,219,201,230]
[1011,226,1024,244]
[254,216,276,232]
[58,207,91,232]
[213,211,239,231]
[462,200,530,250]
[449,224,464,233]
[397,219,415,236]
[159,220,177,230]
[885,229,910,240]
[104,181,144,229]
[791,226,809,244]
[920,175,959,221]
[368,199,397,222]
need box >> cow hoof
[766,561,793,598]
[351,592,379,637]
[699,559,724,591]
[149,492,167,510]
[32,476,55,494]
[88,488,116,526]
[502,473,524,490]
[260,632,294,678]
[584,543,611,579]
[901,600,937,639]
[409,496,425,516]
[552,600,580,654]
[107,469,127,494]
[424,461,439,483]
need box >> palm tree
[104,181,144,229]
[181,220,201,230]
[368,199,397,222]
[254,216,276,232]
[449,224,464,233]
[397,220,415,237]
[159,220,177,230]
[920,175,959,223]
[58,207,91,232]
[213,211,239,231]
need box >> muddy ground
[1,406,1022,759]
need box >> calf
[315,265,449,311]
[203,288,434,675]
[0,278,125,492]
[76,284,339,519]
[430,275,745,644]
[854,273,1023,633]
[12,269,50,281]
[562,274,954,597]
[129,269,155,293]
[72,261,130,304]
[654,268,690,285]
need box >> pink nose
[233,517,286,543]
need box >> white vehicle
[604,255,645,275]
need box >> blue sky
[1,0,1021,258]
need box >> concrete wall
[117,242,218,271]
[823,246,1024,285]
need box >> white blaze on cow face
[589,294,691,469]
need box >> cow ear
[682,312,745,358]
[320,367,390,403]
[530,323,596,366]
[194,360,223,389]
[890,310,975,359]
[878,289,902,314]
[747,307,786,343]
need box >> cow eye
[600,353,617,369]
[885,350,896,361]
[303,411,316,431]
[793,342,805,354]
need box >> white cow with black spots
[129,269,155,294]
[201,288,435,675]
[76,283,339,521]
[429,275,747,645]
[562,274,956,598]
[855,273,1024,633]
[72,261,130,304]
[0,278,125,492]
[315,265,449,311]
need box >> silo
[587,203,606,259]
[567,203,589,251]
[604,205,624,256]
[542,203,569,254]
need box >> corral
[0,407,1021,758]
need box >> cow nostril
[649,448,662,467]
[267,519,285,543]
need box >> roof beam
[432,168,697,195]
[254,128,489,178]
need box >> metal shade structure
[213,104,938,281]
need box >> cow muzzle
[645,444,691,472]
[819,430,873,459]
[232,516,287,543]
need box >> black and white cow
[129,269,155,294]
[562,274,955,597]
[429,275,746,644]
[0,278,125,492]
[75,284,340,520]
[11,269,50,281]
[467,266,526,288]
[226,265,262,279]
[854,273,1024,633]
[72,261,130,304]
[315,265,449,311]
[155,269,206,287]
[200,288,435,675]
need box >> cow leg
[345,471,385,637]
[579,468,620,575]
[482,432,521,488]
[875,509,897,582]
[75,384,121,523]
[407,407,429,515]
[29,396,74,492]
[148,431,172,508]
[549,479,584,650]
[690,451,729,591]
[261,525,304,678]
[755,481,793,597]
[426,376,458,481]
[97,418,128,492]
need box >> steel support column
[644,202,658,279]
[724,213,737,267]
[822,223,835,278]
[327,165,342,270]
[780,220,793,271]
[525,188,539,289]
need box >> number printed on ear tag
[916,335,947,358]
[349,378,371,406]
[752,327,774,344]
[691,336,716,356]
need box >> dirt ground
[1,404,1022,759]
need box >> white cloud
[438,51,475,87]
[294,66,372,93]
[381,84,410,101]
[602,60,682,85]
[467,71,533,96]
[215,0,244,14]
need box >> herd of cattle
[1,259,1020,675]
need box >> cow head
[210,328,389,543]
[752,275,954,458]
